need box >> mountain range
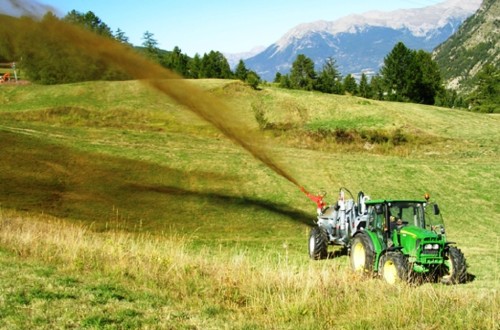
[237,0,482,81]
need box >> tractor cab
[364,199,428,250]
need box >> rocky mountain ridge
[242,0,482,81]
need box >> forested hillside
[433,0,499,93]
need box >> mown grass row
[0,210,498,329]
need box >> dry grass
[1,210,498,329]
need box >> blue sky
[38,0,445,56]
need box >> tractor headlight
[422,243,440,254]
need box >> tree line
[1,10,496,112]
[140,30,260,88]
[0,10,260,88]
[274,41,498,112]
[276,43,449,107]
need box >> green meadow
[0,79,498,329]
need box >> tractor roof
[365,199,426,205]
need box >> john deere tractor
[308,189,467,284]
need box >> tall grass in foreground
[0,210,497,329]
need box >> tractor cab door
[367,204,387,250]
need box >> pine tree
[201,51,232,79]
[114,28,130,45]
[142,31,160,62]
[163,46,189,77]
[290,54,316,90]
[380,42,415,101]
[188,54,202,78]
[235,59,249,81]
[409,50,443,104]
[274,72,282,84]
[358,73,371,98]
[369,75,384,100]
[380,42,443,105]
[316,57,342,94]
[467,64,500,113]
[343,74,358,95]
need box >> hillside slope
[0,79,498,235]
[0,79,499,328]
[433,0,500,91]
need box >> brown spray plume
[0,6,302,189]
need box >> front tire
[440,246,467,284]
[308,227,328,260]
[350,233,375,274]
[379,252,409,284]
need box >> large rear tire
[308,227,328,260]
[350,233,375,274]
[379,252,409,284]
[440,246,467,284]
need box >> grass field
[0,79,499,329]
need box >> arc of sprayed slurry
[4,14,302,189]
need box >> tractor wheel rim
[352,243,365,271]
[309,235,316,255]
[383,260,398,284]
[442,258,454,280]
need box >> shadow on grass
[327,247,349,259]
[128,184,314,227]
[0,130,314,231]
[466,273,476,283]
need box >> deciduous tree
[64,10,113,38]
[245,71,261,90]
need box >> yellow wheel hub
[352,243,366,271]
[383,259,398,284]
[442,258,454,281]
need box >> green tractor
[349,195,467,284]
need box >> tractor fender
[359,230,383,256]
[380,246,404,256]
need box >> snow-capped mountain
[245,0,482,81]
[224,46,266,69]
